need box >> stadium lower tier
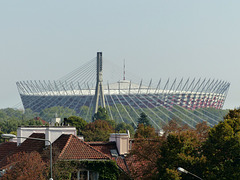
[20,92,225,113]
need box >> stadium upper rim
[17,79,230,97]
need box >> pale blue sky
[0,1,240,109]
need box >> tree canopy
[130,109,240,179]
[134,124,156,139]
[137,112,151,126]
[93,107,109,121]
[202,113,240,179]
[82,120,114,142]
[65,116,87,135]
[2,151,48,180]
[115,122,134,137]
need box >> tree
[0,130,4,143]
[28,118,43,126]
[93,107,116,127]
[66,116,87,135]
[82,120,114,141]
[162,120,191,137]
[157,130,206,180]
[129,120,209,180]
[202,114,240,179]
[195,121,210,142]
[134,124,156,139]
[224,108,240,119]
[93,107,109,121]
[78,106,90,122]
[128,137,163,179]
[39,106,76,122]
[115,122,134,137]
[138,112,150,126]
[2,151,48,180]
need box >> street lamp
[177,167,203,180]
[1,134,53,180]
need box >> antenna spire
[123,59,126,80]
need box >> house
[0,126,130,179]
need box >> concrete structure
[17,126,77,146]
[92,52,106,115]
[51,116,61,126]
[109,131,130,155]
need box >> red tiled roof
[87,141,129,174]
[40,119,49,125]
[87,141,117,158]
[33,117,49,125]
[116,157,129,174]
[16,133,45,153]
[54,134,110,160]
[0,142,17,162]
[0,133,45,169]
[0,133,130,176]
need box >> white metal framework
[16,53,230,128]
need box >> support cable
[107,83,124,123]
[112,93,137,127]
[122,92,161,129]
[104,94,114,121]
[58,58,96,82]
[85,94,95,121]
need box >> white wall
[17,126,77,146]
[109,133,130,155]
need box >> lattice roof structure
[16,52,230,129]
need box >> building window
[71,170,99,180]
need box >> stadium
[16,52,230,129]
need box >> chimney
[109,131,130,155]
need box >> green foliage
[162,168,182,180]
[92,107,116,127]
[0,130,4,143]
[66,116,87,135]
[157,130,206,179]
[39,106,76,122]
[115,122,135,137]
[78,104,228,128]
[79,105,91,122]
[9,131,17,136]
[0,106,229,135]
[93,107,109,121]
[82,120,114,142]
[54,160,120,180]
[156,109,240,180]
[0,119,23,133]
[224,108,240,119]
[138,112,151,126]
[134,124,156,139]
[83,161,120,180]
[202,113,240,179]
[28,118,43,126]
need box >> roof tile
[0,142,17,162]
[54,134,110,160]
[0,133,45,169]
